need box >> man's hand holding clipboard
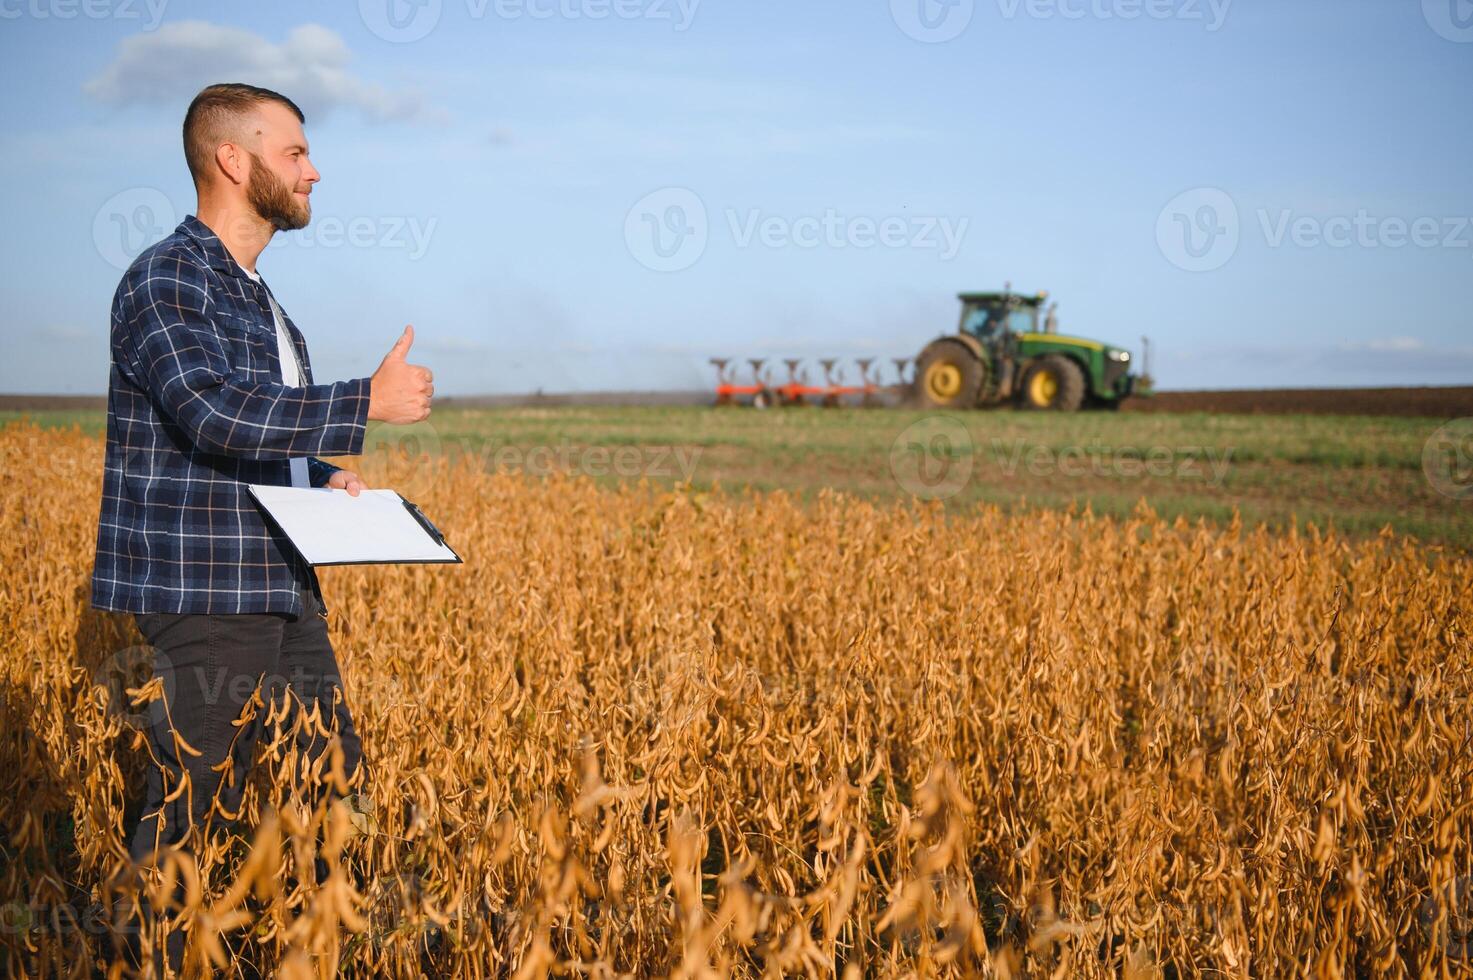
[251,324,455,566]
[248,486,462,567]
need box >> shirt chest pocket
[216,309,281,383]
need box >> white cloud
[84,22,439,124]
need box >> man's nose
[303,160,321,184]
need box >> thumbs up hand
[368,324,434,424]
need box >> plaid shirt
[91,215,371,616]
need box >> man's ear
[214,142,248,187]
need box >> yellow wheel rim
[925,362,963,401]
[1029,369,1058,406]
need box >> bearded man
[90,82,434,969]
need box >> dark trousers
[125,579,362,970]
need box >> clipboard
[247,485,463,566]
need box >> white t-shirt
[243,268,310,489]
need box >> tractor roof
[958,291,1047,307]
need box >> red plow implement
[710,357,912,408]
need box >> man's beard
[246,151,310,231]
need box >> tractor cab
[958,291,1047,342]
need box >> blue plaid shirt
[91,215,371,616]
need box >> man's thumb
[387,324,414,361]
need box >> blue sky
[1,0,1470,395]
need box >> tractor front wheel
[1019,355,1086,411]
[914,341,985,409]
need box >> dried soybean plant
[1,420,1471,978]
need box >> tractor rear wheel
[915,340,985,409]
[1019,355,1086,411]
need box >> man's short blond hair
[182,83,305,187]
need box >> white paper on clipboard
[247,485,462,566]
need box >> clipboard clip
[401,497,446,546]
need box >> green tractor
[913,289,1146,411]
